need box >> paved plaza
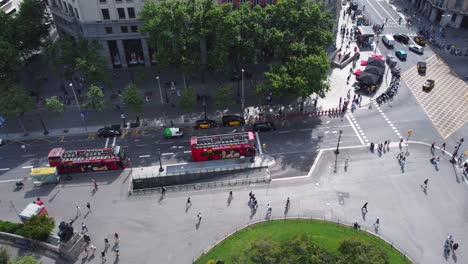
[0,143,466,264]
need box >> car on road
[386,55,398,68]
[222,115,245,126]
[414,36,427,46]
[97,127,121,138]
[164,127,183,138]
[417,61,427,75]
[395,50,407,61]
[195,119,217,129]
[393,34,410,44]
[423,79,435,91]
[253,122,276,132]
[409,45,424,54]
[382,35,395,48]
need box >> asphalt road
[0,116,362,182]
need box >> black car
[97,127,121,138]
[222,115,245,126]
[393,34,410,44]
[253,122,276,132]
[195,119,217,129]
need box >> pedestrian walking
[374,218,380,227]
[441,142,446,152]
[396,152,403,160]
[101,251,107,262]
[186,197,192,206]
[104,238,110,251]
[114,248,120,258]
[384,140,388,147]
[453,242,459,252]
[197,212,202,222]
[286,197,290,208]
[229,190,233,197]
[399,138,404,149]
[254,199,258,210]
[387,139,391,148]
[423,179,429,189]
[86,202,91,212]
[90,244,97,255]
[362,202,368,213]
[76,206,81,217]
[431,142,435,153]
[249,191,253,198]
[161,186,166,196]
[267,204,272,215]
[36,197,44,206]
[21,145,26,153]
[344,159,349,169]
[114,233,119,242]
[92,179,98,190]
[339,97,342,108]
[81,222,88,233]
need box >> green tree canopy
[17,214,55,242]
[213,85,233,110]
[45,96,65,113]
[123,83,144,113]
[0,82,35,117]
[0,247,10,264]
[10,256,40,264]
[337,239,390,264]
[177,87,197,112]
[85,85,106,111]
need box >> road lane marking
[365,0,384,20]
[21,154,36,158]
[139,155,151,158]
[22,166,33,169]
[60,136,65,142]
[255,132,263,155]
[183,151,191,154]
[346,114,365,145]
[161,153,174,156]
[0,168,10,171]
[375,0,398,24]
[121,130,128,138]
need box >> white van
[382,35,395,48]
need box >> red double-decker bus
[47,146,126,174]
[190,132,256,161]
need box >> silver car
[409,45,424,54]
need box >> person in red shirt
[36,198,44,206]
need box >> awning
[367,57,385,68]
[354,69,363,76]
[357,71,381,85]
[364,65,385,76]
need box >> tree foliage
[177,87,197,112]
[45,96,65,113]
[85,85,105,111]
[337,239,389,264]
[0,82,35,117]
[17,214,55,242]
[123,83,144,113]
[213,85,233,110]
[10,256,40,264]
[0,247,10,264]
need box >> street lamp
[69,83,87,130]
[450,138,464,163]
[335,130,343,154]
[241,68,245,112]
[158,148,164,172]
[156,76,163,104]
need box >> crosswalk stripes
[401,55,468,139]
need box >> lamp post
[241,68,245,112]
[335,130,343,154]
[158,148,164,172]
[69,83,87,130]
[450,138,464,163]
[156,76,163,104]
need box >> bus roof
[30,167,56,176]
[190,132,254,149]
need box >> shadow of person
[249,208,257,219]
[185,204,191,213]
[158,194,164,204]
[284,206,289,216]
[227,196,232,206]
[195,220,201,230]
[452,251,458,262]
[113,256,120,264]
[81,255,88,264]
[87,254,95,262]
[374,223,379,233]
[401,165,405,173]
[361,210,367,221]
[91,188,97,197]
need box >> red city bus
[190,132,256,161]
[48,146,126,174]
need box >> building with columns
[48,0,337,68]
[412,0,468,28]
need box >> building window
[130,25,138,32]
[127,7,135,19]
[255,0,260,5]
[267,0,272,4]
[99,0,106,3]
[105,27,113,34]
[115,0,122,2]
[63,1,69,12]
[101,9,110,20]
[117,8,126,19]
[74,8,80,19]
[121,26,128,33]
[126,0,133,2]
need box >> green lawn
[195,219,412,264]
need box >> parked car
[222,115,245,126]
[395,50,407,60]
[414,36,427,46]
[393,34,410,44]
[97,127,121,138]
[423,79,435,91]
[409,45,424,54]
[253,122,276,132]
[163,127,183,138]
[195,119,217,129]
[417,61,427,75]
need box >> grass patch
[195,219,412,264]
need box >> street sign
[407,129,413,136]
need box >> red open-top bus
[48,146,126,174]
[190,132,256,161]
